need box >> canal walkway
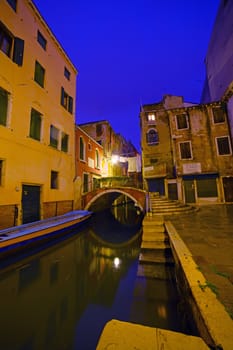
[169,204,233,320]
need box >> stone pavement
[169,204,233,319]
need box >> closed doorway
[184,180,195,203]
[147,178,165,195]
[22,185,40,224]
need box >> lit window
[29,109,42,141]
[37,31,47,50]
[148,113,155,122]
[0,87,9,126]
[179,141,192,159]
[64,67,70,80]
[61,132,69,152]
[61,87,73,114]
[146,129,159,144]
[176,114,189,129]
[34,61,45,87]
[216,136,231,155]
[51,171,58,189]
[212,107,226,123]
[50,125,59,149]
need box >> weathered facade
[78,120,140,178]
[140,95,233,203]
[74,126,103,208]
[0,0,77,228]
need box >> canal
[0,203,195,350]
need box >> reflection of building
[0,1,77,228]
[78,120,141,178]
[140,95,233,203]
[74,126,103,208]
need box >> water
[0,204,192,350]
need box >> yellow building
[0,0,77,228]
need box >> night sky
[33,0,219,150]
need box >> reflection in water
[0,205,190,350]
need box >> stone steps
[148,194,195,216]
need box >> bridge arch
[82,187,146,212]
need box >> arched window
[95,149,100,168]
[146,128,159,144]
[79,137,85,160]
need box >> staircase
[147,192,196,216]
[138,215,175,280]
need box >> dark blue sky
[34,0,219,150]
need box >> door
[168,183,178,200]
[223,177,233,202]
[22,185,40,224]
[147,178,165,195]
[184,180,196,203]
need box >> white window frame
[175,113,189,130]
[212,106,226,124]
[215,136,232,156]
[179,141,193,160]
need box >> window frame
[50,125,59,149]
[79,136,86,161]
[179,141,193,160]
[212,106,226,124]
[215,136,232,156]
[95,149,100,169]
[61,132,69,152]
[0,22,24,65]
[146,128,159,145]
[64,67,70,80]
[0,87,9,126]
[61,87,73,114]
[51,170,59,189]
[29,108,42,141]
[175,113,189,130]
[34,60,45,87]
[37,31,47,50]
[147,113,156,123]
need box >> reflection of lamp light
[111,155,119,164]
[113,257,121,268]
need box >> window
[176,113,189,129]
[179,141,192,159]
[216,136,231,155]
[50,125,59,149]
[34,61,45,87]
[0,22,24,65]
[95,149,100,168]
[83,173,89,193]
[64,67,70,80]
[0,160,4,186]
[147,113,156,122]
[88,143,92,151]
[146,129,159,144]
[37,31,47,50]
[6,0,17,11]
[61,132,69,152]
[29,108,41,141]
[51,171,58,189]
[60,87,73,114]
[212,107,226,123]
[0,87,8,126]
[79,137,85,161]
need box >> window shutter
[68,96,73,114]
[13,37,24,66]
[61,87,65,106]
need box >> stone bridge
[82,187,147,212]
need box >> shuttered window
[0,88,8,126]
[29,109,41,141]
[34,61,45,87]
